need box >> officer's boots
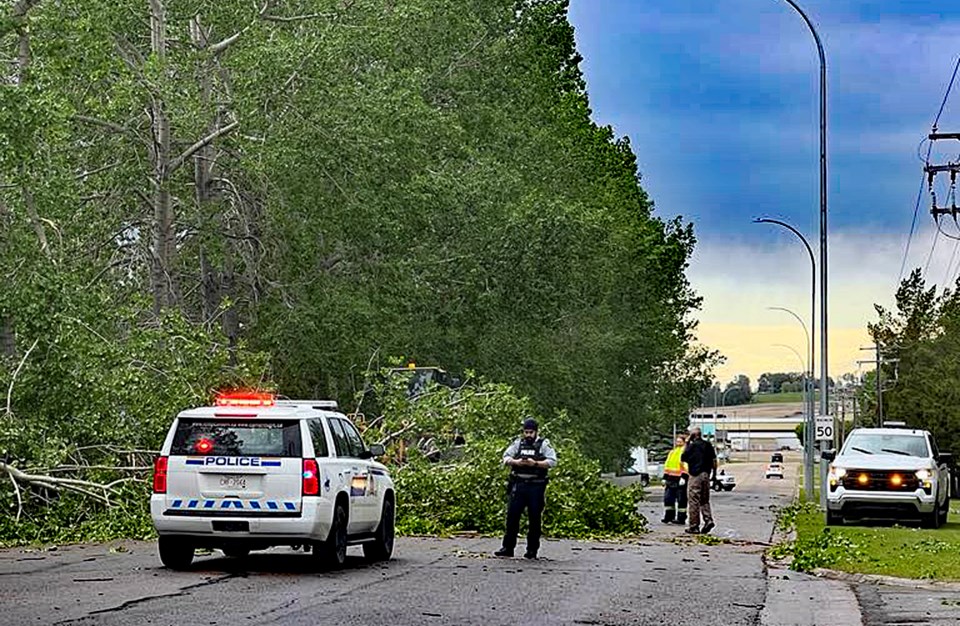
[661,509,675,524]
[675,511,687,525]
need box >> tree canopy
[0,0,715,539]
[866,269,960,451]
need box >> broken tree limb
[5,337,38,417]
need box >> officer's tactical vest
[511,437,548,481]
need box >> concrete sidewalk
[761,567,863,626]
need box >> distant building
[689,404,805,452]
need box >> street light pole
[769,305,814,461]
[780,0,829,436]
[754,218,815,500]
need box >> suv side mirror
[821,449,836,462]
[366,443,385,458]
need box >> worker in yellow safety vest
[661,434,689,524]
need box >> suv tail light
[153,456,168,493]
[302,459,319,496]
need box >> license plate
[219,475,248,490]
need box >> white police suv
[151,392,395,570]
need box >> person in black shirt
[680,426,717,534]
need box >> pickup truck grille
[840,470,920,491]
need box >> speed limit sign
[815,415,834,441]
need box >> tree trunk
[148,0,177,314]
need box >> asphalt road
[3,458,953,625]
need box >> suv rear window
[171,419,302,457]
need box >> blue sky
[568,0,960,383]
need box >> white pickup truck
[823,427,951,528]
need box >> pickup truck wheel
[825,510,843,526]
[921,507,942,529]
[314,502,348,570]
[363,497,395,562]
[158,536,194,570]
[938,502,949,527]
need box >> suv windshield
[171,419,302,457]
[842,433,929,458]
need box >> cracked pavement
[2,459,955,625]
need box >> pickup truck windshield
[843,433,929,458]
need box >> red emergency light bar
[214,391,276,407]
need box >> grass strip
[773,502,960,580]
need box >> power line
[899,56,960,285]
[924,224,941,276]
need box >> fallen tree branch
[377,421,418,448]
[5,337,39,417]
[0,461,117,505]
[43,465,151,473]
[8,470,22,522]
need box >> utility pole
[924,132,960,228]
[859,344,900,427]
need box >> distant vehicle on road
[765,463,784,479]
[823,427,951,528]
[712,469,735,492]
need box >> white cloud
[688,223,959,383]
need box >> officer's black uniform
[495,419,556,559]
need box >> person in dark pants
[661,434,689,524]
[494,418,558,559]
[681,426,717,535]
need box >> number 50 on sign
[815,416,833,441]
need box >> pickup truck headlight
[915,469,932,481]
[828,465,846,491]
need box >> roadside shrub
[370,373,647,538]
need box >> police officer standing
[661,434,688,525]
[495,418,558,559]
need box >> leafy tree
[867,270,960,449]
[0,0,715,542]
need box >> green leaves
[867,270,960,451]
[367,374,647,538]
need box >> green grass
[783,504,960,580]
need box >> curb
[812,567,960,591]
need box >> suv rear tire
[314,502,348,570]
[158,536,194,570]
[363,497,395,562]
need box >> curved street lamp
[778,0,829,430]
[772,343,805,373]
[755,218,816,500]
